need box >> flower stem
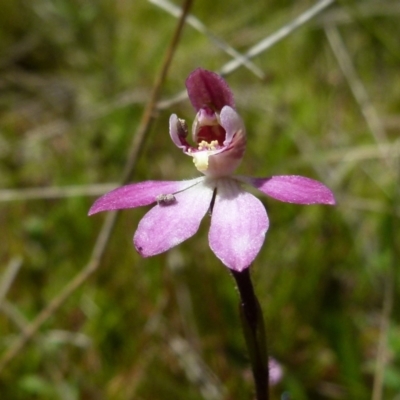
[232,268,269,400]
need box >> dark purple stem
[232,268,269,400]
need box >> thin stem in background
[0,183,118,202]
[0,258,22,309]
[232,269,269,400]
[0,0,194,374]
[324,25,389,157]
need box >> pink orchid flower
[89,68,335,271]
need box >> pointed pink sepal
[243,175,335,205]
[88,178,204,215]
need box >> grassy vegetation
[0,0,399,399]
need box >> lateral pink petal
[169,114,189,150]
[219,106,246,146]
[209,179,269,272]
[134,181,214,257]
[88,178,204,215]
[243,175,335,205]
[186,68,235,111]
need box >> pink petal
[169,114,189,150]
[209,179,269,271]
[219,106,246,146]
[88,178,204,215]
[134,180,214,257]
[242,175,335,205]
[186,68,235,112]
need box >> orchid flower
[89,68,335,271]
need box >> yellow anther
[197,140,218,151]
[209,140,218,149]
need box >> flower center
[188,140,220,172]
[196,125,226,146]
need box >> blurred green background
[0,0,399,399]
